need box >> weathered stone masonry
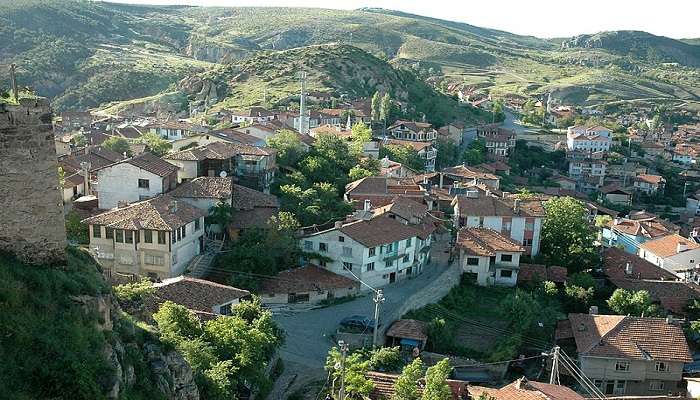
[0,97,67,264]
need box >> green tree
[153,301,203,344]
[65,210,89,244]
[380,144,425,172]
[380,92,392,124]
[371,91,381,122]
[349,165,375,181]
[103,136,131,156]
[563,283,594,313]
[208,201,233,230]
[393,358,423,400]
[137,131,172,157]
[368,346,403,373]
[314,132,356,172]
[462,139,486,166]
[490,99,505,123]
[350,121,373,155]
[435,138,459,170]
[421,359,451,400]
[267,129,306,167]
[607,289,658,316]
[540,197,597,272]
[325,347,374,398]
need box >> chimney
[666,315,673,324]
[423,176,428,185]
[334,220,344,229]
[589,305,599,315]
[364,199,371,212]
[624,262,632,275]
[677,241,689,253]
[513,198,521,214]
[169,200,178,213]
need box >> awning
[400,338,421,346]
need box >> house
[633,174,665,195]
[384,139,437,172]
[686,190,700,215]
[476,124,516,158]
[640,142,665,159]
[227,183,280,239]
[567,152,607,192]
[475,161,511,176]
[230,107,276,124]
[469,377,585,400]
[599,184,632,206]
[437,122,465,146]
[365,371,468,400]
[378,157,418,178]
[566,125,612,152]
[607,162,647,182]
[517,264,567,286]
[442,164,501,190]
[456,227,525,286]
[344,176,434,210]
[551,175,577,191]
[259,264,360,305]
[83,196,207,279]
[163,142,277,193]
[148,276,251,319]
[556,313,691,396]
[147,120,205,141]
[452,192,546,256]
[638,234,700,281]
[671,143,697,165]
[95,152,179,209]
[602,247,679,281]
[231,123,279,143]
[387,120,437,142]
[601,216,677,254]
[300,208,436,289]
[62,173,87,205]
[385,319,428,350]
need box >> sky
[112,0,700,39]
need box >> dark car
[339,315,377,332]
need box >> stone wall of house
[0,97,67,264]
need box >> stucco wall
[97,164,165,209]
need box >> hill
[1,1,699,112]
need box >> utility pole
[9,63,18,100]
[338,340,349,400]
[372,289,386,349]
[549,346,560,385]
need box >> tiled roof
[635,174,665,184]
[443,165,499,181]
[456,227,525,257]
[388,120,434,132]
[150,276,250,314]
[517,264,567,284]
[210,129,263,145]
[82,195,206,230]
[260,264,359,294]
[454,195,545,217]
[365,371,468,400]
[169,177,232,199]
[639,234,700,258]
[602,247,678,281]
[373,196,427,221]
[59,146,126,173]
[386,319,427,342]
[599,184,631,195]
[231,184,279,210]
[164,142,272,161]
[567,313,692,362]
[336,215,423,248]
[611,218,676,239]
[608,278,700,314]
[126,152,179,177]
[346,176,399,195]
[231,106,274,117]
[470,378,585,400]
[64,173,85,188]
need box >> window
[615,361,630,372]
[406,238,412,247]
[525,221,535,231]
[138,179,150,189]
[614,381,626,395]
[500,269,513,278]
[172,253,178,265]
[342,247,352,257]
[304,241,313,250]
[369,247,376,257]
[343,262,353,271]
[105,228,114,240]
[366,262,375,271]
[403,254,410,263]
[319,242,328,252]
[500,254,513,262]
[116,230,124,243]
[319,260,327,267]
[172,230,176,243]
[176,228,181,242]
[181,226,186,239]
[288,293,310,304]
[655,362,668,372]
[523,238,534,247]
[125,230,134,244]
[195,219,201,231]
[338,236,345,242]
[157,231,166,244]
[385,261,393,268]
[386,243,393,252]
[649,380,665,391]
[144,254,164,265]
[503,222,512,231]
[219,303,233,315]
[466,257,480,266]
[144,230,153,243]
[93,224,102,238]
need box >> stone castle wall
[0,97,67,264]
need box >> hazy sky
[112,0,700,39]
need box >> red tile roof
[517,264,567,284]
[386,319,428,342]
[82,195,206,230]
[603,247,678,281]
[337,215,424,248]
[260,264,359,294]
[150,276,250,314]
[639,234,700,258]
[469,378,585,400]
[456,227,524,257]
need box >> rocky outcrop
[177,75,226,115]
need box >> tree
[65,210,89,244]
[153,301,203,344]
[314,133,356,172]
[563,283,594,313]
[490,99,505,123]
[393,358,423,400]
[349,165,374,181]
[325,347,374,398]
[137,132,172,157]
[462,139,486,166]
[371,91,381,122]
[380,144,425,172]
[380,93,392,124]
[607,289,658,316]
[368,346,403,373]
[208,201,233,230]
[540,197,597,272]
[267,129,306,167]
[103,136,131,156]
[435,138,459,170]
[421,358,451,400]
[278,182,353,226]
[350,121,373,155]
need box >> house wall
[605,193,631,205]
[458,215,542,256]
[665,250,700,273]
[96,164,165,209]
[581,356,684,396]
[164,159,198,183]
[687,380,700,398]
[260,286,358,305]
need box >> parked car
[339,315,377,332]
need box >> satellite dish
[219,171,227,178]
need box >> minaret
[298,71,307,134]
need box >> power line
[450,353,547,368]
[558,350,605,400]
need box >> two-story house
[633,174,665,195]
[230,107,276,124]
[557,313,691,396]
[83,196,206,279]
[567,151,607,192]
[95,152,179,209]
[163,142,277,193]
[147,120,206,141]
[476,124,516,158]
[457,227,524,286]
[437,122,465,146]
[387,120,438,142]
[452,191,546,256]
[442,164,501,191]
[384,139,437,172]
[566,125,612,152]
[601,216,676,254]
[300,205,436,289]
[638,234,700,281]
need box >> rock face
[0,97,67,264]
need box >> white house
[457,227,525,286]
[230,107,276,124]
[95,152,179,209]
[566,125,612,152]
[633,174,665,195]
[147,120,205,141]
[83,196,206,279]
[387,120,438,142]
[638,234,700,280]
[300,207,436,290]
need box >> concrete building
[456,227,524,286]
[638,234,700,281]
[95,152,179,209]
[566,125,612,152]
[83,196,206,279]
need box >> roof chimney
[364,199,371,212]
[589,305,599,315]
[334,220,344,229]
[513,198,521,214]
[666,315,673,324]
[624,262,632,275]
[677,241,689,253]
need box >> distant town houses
[476,124,516,159]
[230,106,276,124]
[566,124,612,152]
[632,174,665,195]
[442,164,501,191]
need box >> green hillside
[1,1,699,112]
